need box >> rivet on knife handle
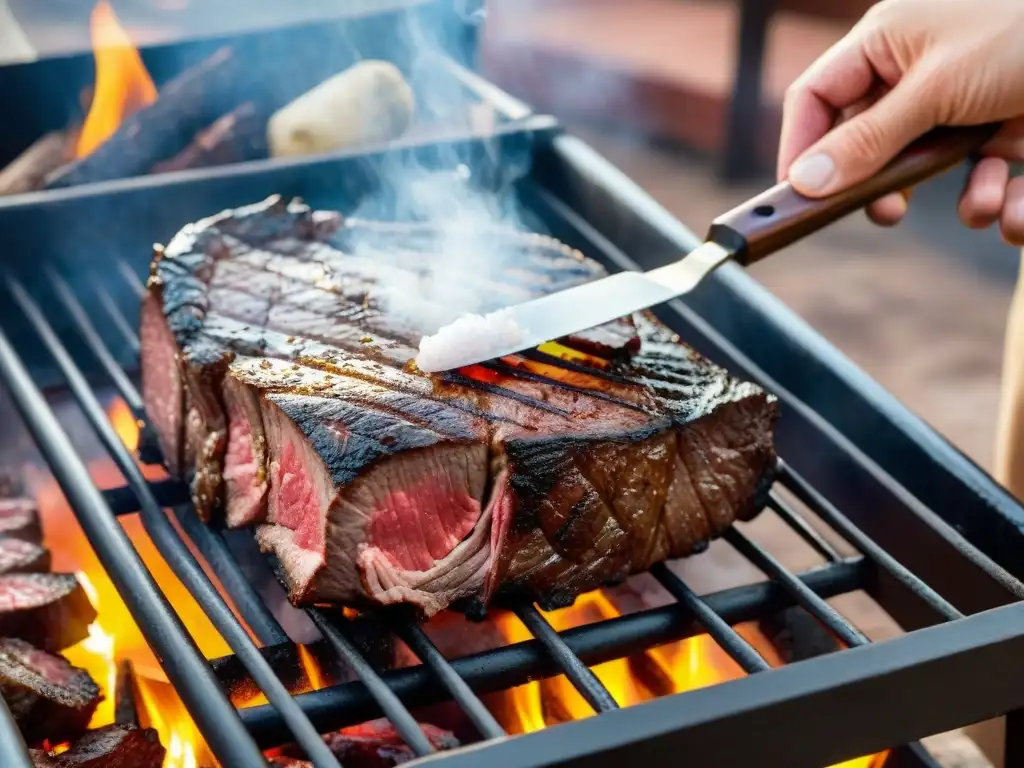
[706,123,1000,266]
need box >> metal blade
[417,241,732,372]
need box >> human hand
[777,0,1024,243]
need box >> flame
[75,1,157,158]
[494,592,887,767]
[36,397,228,766]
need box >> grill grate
[1,138,1024,767]
[0,248,1020,768]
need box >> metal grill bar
[241,559,864,745]
[767,491,843,562]
[47,270,142,412]
[0,327,267,766]
[776,460,965,620]
[0,696,32,768]
[725,527,869,647]
[103,477,191,513]
[172,504,289,646]
[117,260,146,297]
[649,563,771,673]
[309,609,436,756]
[515,604,619,713]
[6,277,342,768]
[93,276,140,356]
[395,622,506,740]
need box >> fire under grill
[3,94,1024,768]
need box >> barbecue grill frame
[1,91,1024,768]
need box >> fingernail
[789,154,836,193]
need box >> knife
[416,123,998,372]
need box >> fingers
[866,191,909,227]
[1001,176,1024,246]
[959,157,1010,229]
[981,116,1024,161]
[787,71,937,197]
[777,35,879,181]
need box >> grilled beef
[47,724,166,768]
[0,499,42,544]
[140,196,778,616]
[0,538,50,575]
[0,574,97,651]
[276,719,459,768]
[0,637,101,746]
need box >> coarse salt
[415,308,525,372]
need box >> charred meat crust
[141,195,779,616]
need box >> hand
[777,0,1024,243]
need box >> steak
[0,574,97,651]
[0,499,42,544]
[0,637,101,746]
[140,196,778,616]
[47,724,166,768]
[0,538,50,575]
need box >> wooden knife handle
[707,123,999,266]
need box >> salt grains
[415,308,526,372]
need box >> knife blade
[415,123,998,373]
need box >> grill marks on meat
[0,638,101,746]
[141,196,778,615]
[0,574,97,651]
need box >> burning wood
[112,660,138,728]
[0,637,101,746]
[0,573,98,652]
[150,101,270,175]
[45,46,244,189]
[0,133,73,197]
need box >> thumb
[787,74,937,197]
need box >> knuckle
[840,118,891,162]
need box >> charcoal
[50,724,166,768]
[0,538,50,575]
[113,660,139,727]
[0,637,101,746]
[0,574,97,651]
[0,499,42,544]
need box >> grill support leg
[720,0,776,182]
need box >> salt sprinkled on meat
[415,308,525,372]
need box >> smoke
[339,5,541,334]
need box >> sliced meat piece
[0,471,25,498]
[50,724,166,768]
[0,538,49,575]
[323,719,459,767]
[32,750,62,768]
[0,637,101,746]
[267,759,312,768]
[0,499,42,544]
[221,371,268,528]
[141,196,778,616]
[0,574,97,651]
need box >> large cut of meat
[0,637,102,746]
[140,196,778,616]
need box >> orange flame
[494,592,888,767]
[39,397,229,766]
[75,1,157,158]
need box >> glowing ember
[75,1,157,158]
[494,590,888,767]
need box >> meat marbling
[140,196,778,616]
